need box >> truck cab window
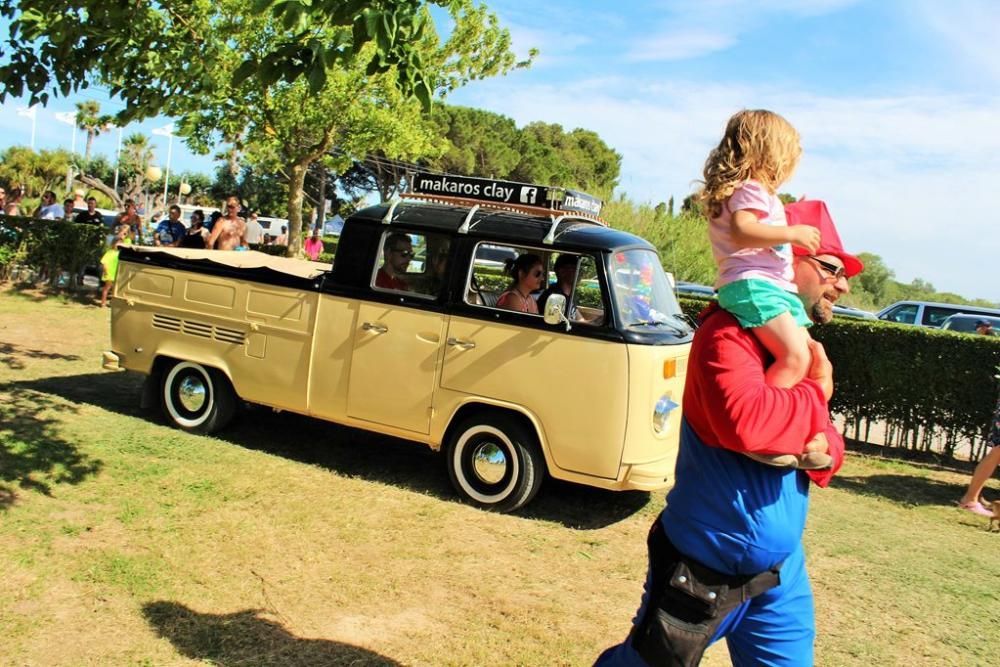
[372,229,448,298]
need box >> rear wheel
[160,360,237,434]
[445,412,544,513]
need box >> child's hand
[803,432,829,455]
[789,225,821,253]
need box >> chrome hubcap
[178,376,207,412]
[471,442,507,484]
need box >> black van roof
[350,202,654,253]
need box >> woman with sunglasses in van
[497,253,544,314]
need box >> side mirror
[543,294,571,331]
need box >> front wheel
[445,412,545,513]
[159,360,237,434]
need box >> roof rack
[389,172,607,242]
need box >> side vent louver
[152,313,246,345]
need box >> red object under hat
[785,199,864,277]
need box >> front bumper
[102,350,124,371]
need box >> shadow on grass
[7,281,100,306]
[0,385,103,510]
[0,341,82,370]
[16,371,648,528]
[143,601,400,666]
[830,472,967,507]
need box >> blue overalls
[595,419,816,666]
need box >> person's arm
[205,222,223,249]
[730,209,820,252]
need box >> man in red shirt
[596,199,863,666]
[375,232,413,290]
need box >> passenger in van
[496,253,543,314]
[975,320,995,336]
[375,232,413,290]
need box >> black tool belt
[628,519,782,666]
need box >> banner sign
[411,172,602,217]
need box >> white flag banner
[54,111,77,125]
[16,105,36,119]
[151,123,174,137]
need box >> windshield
[610,249,688,330]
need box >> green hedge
[0,216,105,286]
[678,295,1000,460]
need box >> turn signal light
[663,359,676,379]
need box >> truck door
[345,229,449,434]
[346,304,445,434]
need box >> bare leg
[100,281,111,307]
[746,314,830,469]
[959,445,1000,505]
[754,312,811,389]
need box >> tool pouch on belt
[629,521,782,667]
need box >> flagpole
[162,132,173,204]
[113,126,123,194]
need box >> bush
[0,216,104,287]
[677,295,1000,460]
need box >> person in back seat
[496,253,543,314]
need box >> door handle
[447,337,476,349]
[362,322,388,334]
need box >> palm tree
[120,133,156,203]
[74,100,113,162]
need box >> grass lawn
[1,285,998,666]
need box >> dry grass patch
[1,286,998,666]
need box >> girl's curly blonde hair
[698,109,801,218]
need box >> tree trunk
[85,131,95,162]
[286,161,309,257]
[78,174,122,209]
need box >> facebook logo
[519,187,538,204]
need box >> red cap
[785,199,864,277]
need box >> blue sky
[2,0,998,302]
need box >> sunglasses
[808,256,846,281]
[392,248,413,258]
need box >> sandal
[958,501,993,517]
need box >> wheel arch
[441,400,551,474]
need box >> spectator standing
[35,190,63,219]
[74,197,104,225]
[99,224,131,307]
[0,186,6,215]
[61,198,75,221]
[4,187,24,216]
[154,205,186,247]
[273,225,288,246]
[958,387,1000,516]
[206,195,248,250]
[303,227,323,261]
[245,211,264,245]
[116,200,143,244]
[180,210,208,248]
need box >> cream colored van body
[107,198,692,511]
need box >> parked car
[876,300,1000,328]
[939,313,1000,335]
[675,281,715,298]
[831,304,877,320]
[104,172,694,512]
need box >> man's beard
[810,294,835,324]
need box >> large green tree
[0,1,529,119]
[511,122,621,197]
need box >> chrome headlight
[652,394,679,435]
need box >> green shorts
[717,278,811,329]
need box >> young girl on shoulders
[699,109,829,469]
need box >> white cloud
[914,0,1000,85]
[626,29,735,62]
[456,77,1000,301]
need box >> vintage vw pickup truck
[104,174,693,511]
